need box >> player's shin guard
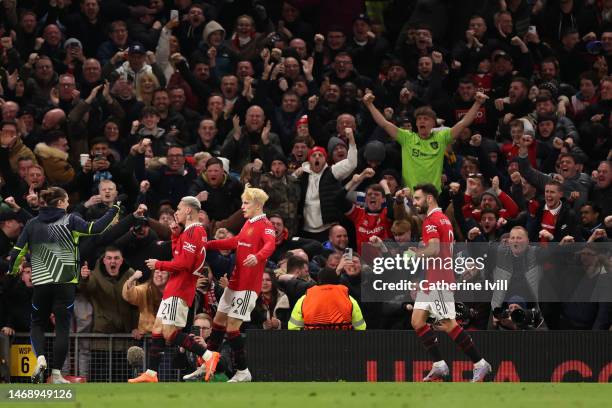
[416,325,443,362]
[206,322,226,351]
[148,333,165,372]
[169,331,206,356]
[227,330,247,370]
[449,325,482,363]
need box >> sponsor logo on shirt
[425,224,438,234]
[264,228,275,235]
[183,242,197,253]
[238,241,252,247]
[358,225,385,235]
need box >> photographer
[492,299,544,331]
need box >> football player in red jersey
[203,187,276,382]
[410,184,491,382]
[129,196,220,383]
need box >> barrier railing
[5,333,184,383]
[3,331,612,382]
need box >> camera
[510,308,542,329]
[493,306,542,329]
[455,302,480,326]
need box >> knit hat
[480,188,502,209]
[270,151,288,166]
[327,137,347,155]
[520,118,535,136]
[296,115,308,128]
[364,140,386,163]
[307,146,328,161]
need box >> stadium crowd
[0,0,611,363]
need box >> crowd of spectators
[0,0,611,360]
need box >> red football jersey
[346,205,391,254]
[421,208,455,283]
[155,223,207,306]
[206,214,276,293]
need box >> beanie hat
[270,151,288,166]
[296,115,308,128]
[364,140,386,162]
[480,188,503,209]
[307,146,328,161]
[327,137,347,155]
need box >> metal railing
[9,333,185,383]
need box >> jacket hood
[38,207,67,223]
[34,143,69,161]
[203,20,226,42]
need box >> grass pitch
[1,382,610,408]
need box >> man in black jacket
[188,157,242,222]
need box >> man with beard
[296,128,357,241]
[189,157,243,223]
[410,183,492,382]
[451,77,496,136]
[465,208,507,242]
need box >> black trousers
[31,284,76,370]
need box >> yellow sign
[10,344,36,377]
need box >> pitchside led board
[10,344,36,377]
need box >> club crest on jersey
[430,141,439,149]
[183,242,197,253]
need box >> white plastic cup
[80,154,89,167]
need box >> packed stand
[0,0,611,369]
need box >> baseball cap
[64,38,83,49]
[353,13,371,25]
[492,50,512,62]
[128,43,146,54]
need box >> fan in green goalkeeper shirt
[363,90,488,191]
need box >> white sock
[474,359,486,368]
[51,369,61,376]
[203,350,213,361]
[145,369,157,376]
[433,360,447,368]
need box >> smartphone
[343,247,353,260]
[528,26,537,34]
[170,9,179,20]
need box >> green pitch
[1,383,611,408]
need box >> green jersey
[396,127,453,191]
